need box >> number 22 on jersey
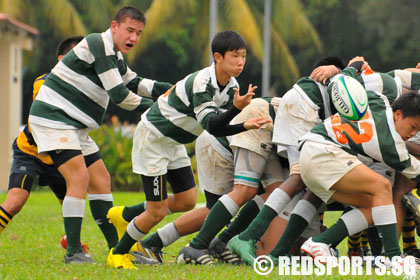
[331,112,373,144]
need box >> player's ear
[393,109,403,121]
[214,52,223,64]
[110,20,118,31]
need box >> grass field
[0,190,411,279]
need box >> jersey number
[331,113,373,144]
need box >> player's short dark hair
[211,30,247,58]
[56,36,84,58]
[313,56,346,70]
[113,6,146,25]
[392,91,420,117]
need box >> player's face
[218,49,246,78]
[111,17,144,54]
[394,110,420,141]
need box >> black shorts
[204,190,222,209]
[142,166,196,202]
[9,140,65,198]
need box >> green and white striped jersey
[142,63,238,144]
[29,29,172,129]
[355,68,420,105]
[300,90,420,181]
[293,67,360,120]
[295,67,420,122]
[356,71,401,104]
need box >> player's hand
[310,65,340,84]
[416,63,420,69]
[347,56,369,72]
[243,116,272,130]
[347,56,365,65]
[233,84,257,110]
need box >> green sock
[366,226,383,256]
[269,214,309,256]
[113,231,137,254]
[312,218,349,245]
[142,232,164,249]
[89,200,118,249]
[376,223,400,258]
[64,217,83,256]
[218,200,260,244]
[238,205,277,241]
[190,200,234,250]
[122,202,146,222]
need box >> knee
[146,205,167,223]
[180,199,196,212]
[67,169,90,189]
[173,188,197,212]
[231,185,257,205]
[373,179,392,204]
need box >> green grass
[0,191,409,279]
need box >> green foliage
[89,125,141,191]
[89,125,198,191]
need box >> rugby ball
[330,75,368,121]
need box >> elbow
[207,126,223,137]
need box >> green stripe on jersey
[61,51,103,88]
[86,33,107,58]
[146,104,197,144]
[107,84,130,104]
[295,77,323,108]
[30,100,86,128]
[356,73,399,105]
[44,74,105,125]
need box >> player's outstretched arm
[243,117,272,130]
[232,84,257,110]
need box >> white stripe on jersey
[193,69,210,93]
[99,68,123,91]
[157,97,203,136]
[53,62,109,109]
[360,107,383,162]
[101,31,116,56]
[35,86,98,128]
[121,66,137,85]
[28,115,77,129]
[361,72,384,94]
[384,100,410,163]
[175,79,191,107]
[73,40,95,64]
[117,91,141,110]
[194,101,217,123]
[137,78,154,98]
[394,70,413,89]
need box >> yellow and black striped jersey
[16,73,53,165]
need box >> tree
[127,0,322,95]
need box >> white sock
[62,196,85,218]
[340,209,369,235]
[157,222,180,247]
[265,188,291,215]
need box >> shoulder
[85,31,116,58]
[187,68,212,93]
